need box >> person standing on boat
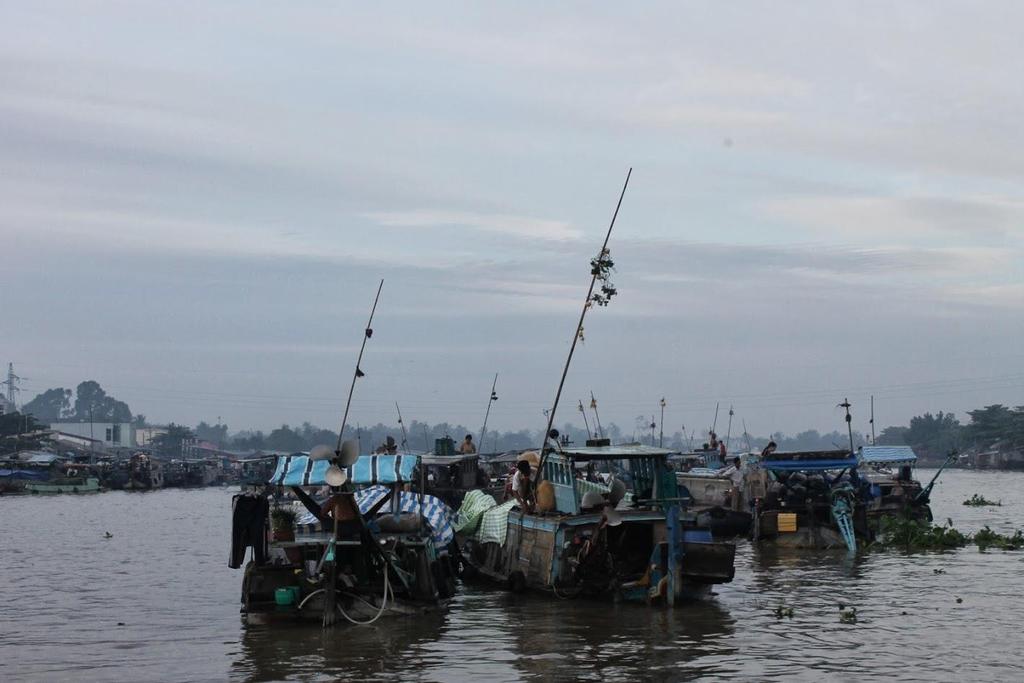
[726,457,744,511]
[459,434,477,454]
[718,439,728,459]
[510,460,535,513]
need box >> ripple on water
[2,473,1024,681]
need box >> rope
[296,565,392,625]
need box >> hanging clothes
[229,493,269,569]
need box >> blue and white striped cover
[356,485,455,547]
[270,454,419,487]
[294,485,455,547]
[859,446,917,466]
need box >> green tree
[72,381,132,423]
[876,426,909,446]
[195,421,228,444]
[150,423,194,458]
[904,411,962,457]
[265,424,306,452]
[21,388,73,424]
[965,405,1015,449]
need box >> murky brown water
[2,470,1023,682]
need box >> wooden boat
[420,452,489,508]
[236,453,458,626]
[752,450,872,552]
[458,445,736,606]
[25,475,102,494]
[122,453,163,490]
[673,451,763,538]
[857,445,947,526]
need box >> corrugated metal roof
[24,451,61,464]
[859,445,917,465]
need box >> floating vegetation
[876,516,969,551]
[773,605,794,619]
[973,526,1024,551]
[839,606,858,624]
[963,494,1001,507]
[877,516,1024,553]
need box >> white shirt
[511,470,530,494]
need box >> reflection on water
[2,470,1023,681]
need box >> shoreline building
[48,422,136,448]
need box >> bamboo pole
[537,169,632,477]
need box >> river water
[2,469,1023,682]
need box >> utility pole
[659,397,666,447]
[2,362,25,408]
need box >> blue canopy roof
[859,445,917,466]
[270,453,419,487]
[761,449,859,472]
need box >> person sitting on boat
[760,440,777,458]
[510,459,535,513]
[459,434,477,455]
[375,436,399,455]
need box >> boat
[674,451,764,538]
[124,453,164,490]
[457,444,736,605]
[234,452,458,626]
[752,449,872,552]
[420,452,489,508]
[25,472,102,494]
[857,445,948,526]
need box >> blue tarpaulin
[761,456,859,472]
[0,469,48,480]
[270,453,419,487]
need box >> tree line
[17,380,1022,460]
[877,404,1024,459]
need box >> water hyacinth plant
[876,516,970,551]
[963,494,1001,507]
[973,526,1024,551]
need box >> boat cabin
[460,445,735,606]
[755,449,871,552]
[233,453,458,626]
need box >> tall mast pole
[590,392,604,439]
[839,398,855,454]
[659,397,666,447]
[725,405,734,450]
[477,373,499,454]
[538,169,631,476]
[870,394,876,445]
[395,402,410,453]
[335,279,384,453]
[579,400,592,439]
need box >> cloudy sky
[3,2,1022,438]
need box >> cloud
[364,210,581,241]
[763,195,1024,243]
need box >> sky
[2,2,1023,439]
